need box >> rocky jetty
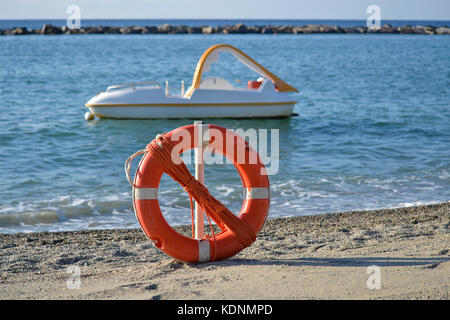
[1,23,449,35]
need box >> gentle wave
[1,174,448,233]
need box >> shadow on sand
[189,256,450,268]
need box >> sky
[1,0,449,20]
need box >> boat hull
[87,102,295,119]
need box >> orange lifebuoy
[247,80,263,89]
[130,124,270,263]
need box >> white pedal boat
[85,44,298,119]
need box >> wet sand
[0,202,448,299]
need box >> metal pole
[194,121,205,239]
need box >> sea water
[0,32,449,233]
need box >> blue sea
[0,22,449,234]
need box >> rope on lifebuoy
[124,149,147,187]
[125,133,256,249]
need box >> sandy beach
[0,202,448,300]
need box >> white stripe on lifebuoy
[198,239,210,262]
[246,187,270,199]
[133,187,158,200]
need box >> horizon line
[1,18,449,21]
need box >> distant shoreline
[2,23,449,35]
